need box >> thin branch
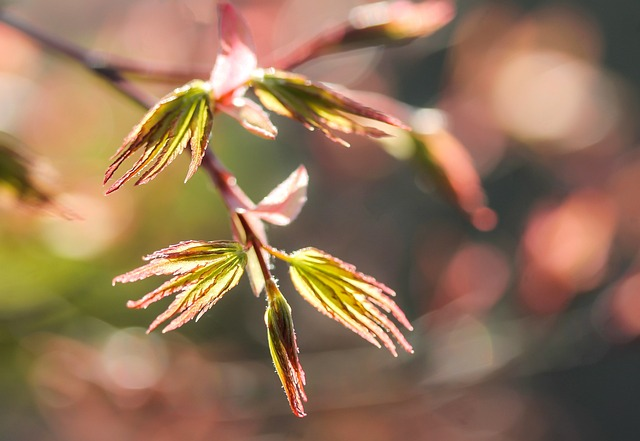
[0,11,268,253]
[237,213,273,278]
[98,60,210,83]
[200,154,274,286]
[200,152,254,212]
[0,12,156,108]
[270,23,350,70]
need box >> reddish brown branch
[0,11,269,267]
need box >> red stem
[236,213,273,286]
[270,23,349,70]
[201,153,274,287]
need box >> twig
[0,12,155,108]
[0,11,270,273]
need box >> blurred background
[0,0,640,439]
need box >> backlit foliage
[1,1,491,418]
[104,80,214,194]
[115,241,246,333]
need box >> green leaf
[264,279,307,417]
[252,69,409,147]
[286,247,413,356]
[104,80,214,194]
[114,240,246,332]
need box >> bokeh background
[1,0,640,439]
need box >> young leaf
[114,240,246,333]
[284,247,413,356]
[251,68,410,147]
[104,80,213,194]
[248,165,308,226]
[231,166,310,297]
[210,2,257,100]
[264,279,307,417]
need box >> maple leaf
[264,279,307,417]
[251,68,409,147]
[277,247,413,356]
[104,80,214,194]
[114,240,246,333]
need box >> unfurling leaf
[265,279,307,417]
[115,240,246,333]
[104,80,214,194]
[248,165,308,226]
[251,68,409,147]
[412,127,497,231]
[284,247,413,356]
[210,2,257,100]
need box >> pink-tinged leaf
[413,127,497,231]
[337,89,414,126]
[285,247,413,356]
[210,3,257,100]
[248,165,308,226]
[114,240,247,333]
[252,69,410,147]
[218,97,277,140]
[104,80,213,194]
